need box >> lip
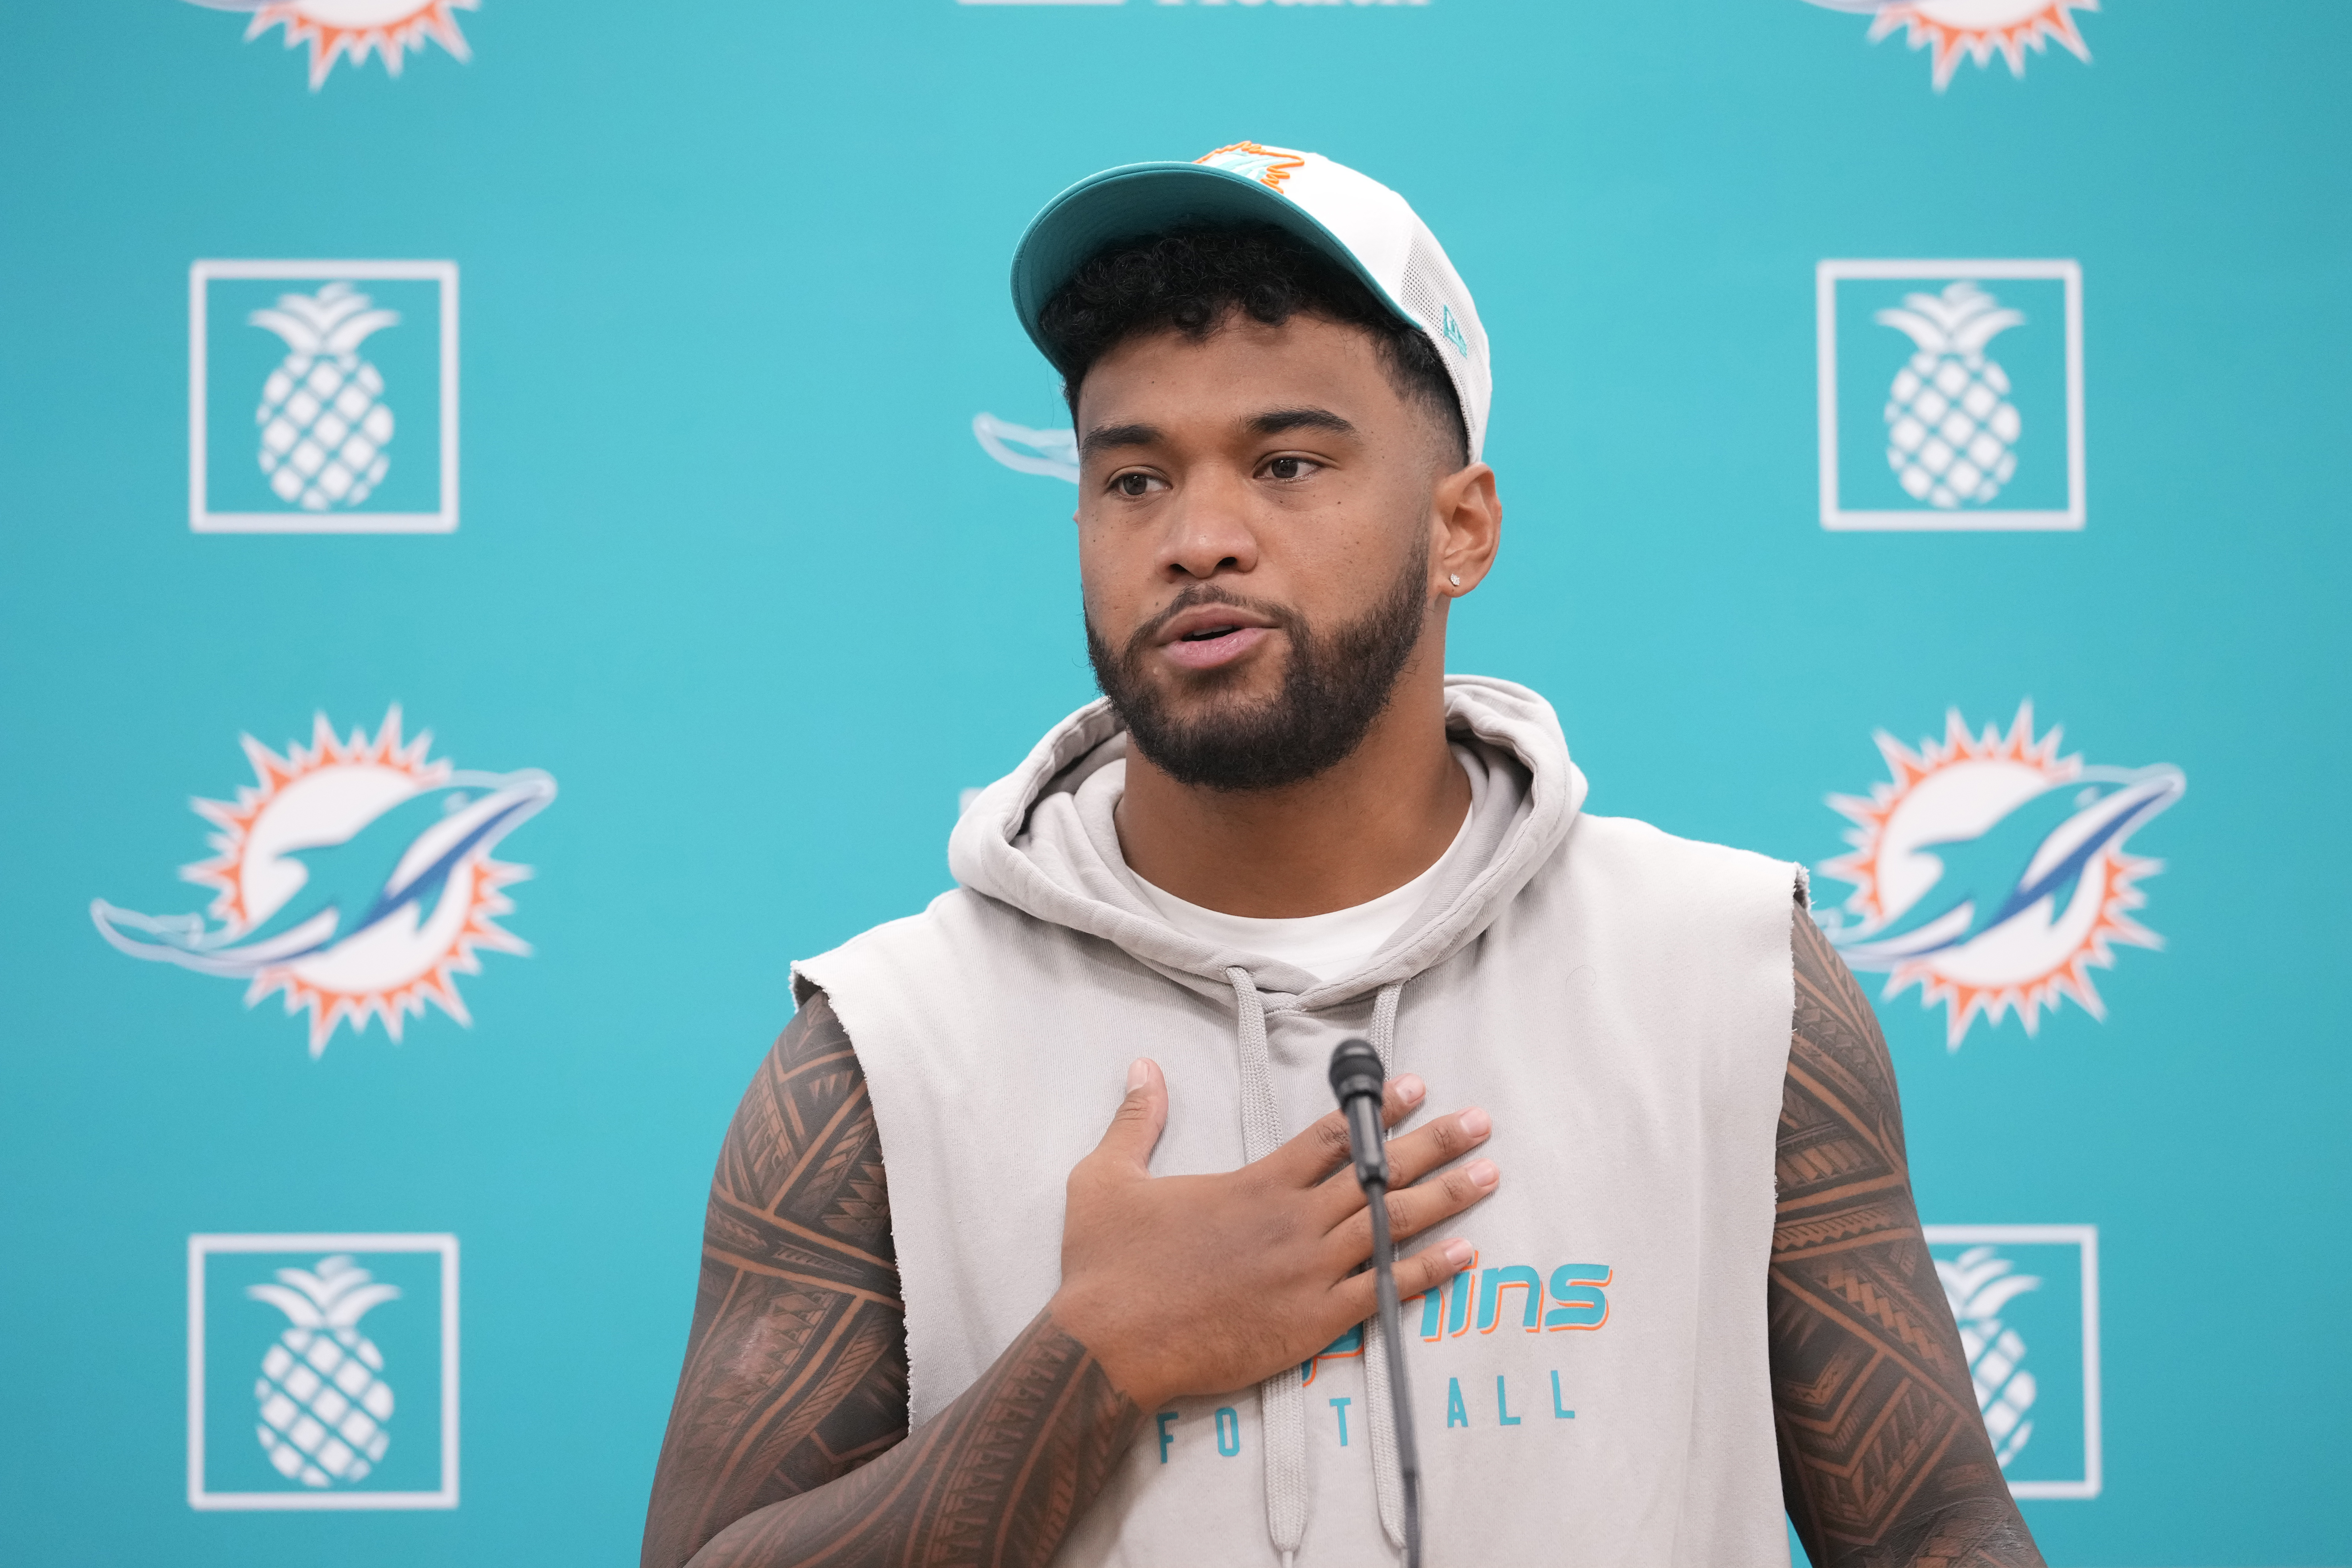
[1162,625,1272,671]
[1156,603,1278,644]
[1153,603,1280,673]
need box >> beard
[1085,539,1432,792]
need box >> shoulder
[1784,907,1907,1124]
[804,885,1026,963]
[1550,811,1806,928]
[792,887,1017,1000]
[794,882,1154,1022]
[716,989,896,1260]
[1571,811,1799,880]
[724,990,864,1171]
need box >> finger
[1261,1075,1427,1188]
[1380,1105,1493,1191]
[1312,1104,1489,1222]
[1323,1158,1499,1265]
[1086,1058,1167,1176]
[1333,1236,1476,1321]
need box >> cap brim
[1010,161,1400,375]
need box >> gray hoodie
[798,676,1800,1566]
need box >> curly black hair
[1036,225,1470,466]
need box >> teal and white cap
[1012,142,1492,461]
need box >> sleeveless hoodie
[795,676,1801,1568]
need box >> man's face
[1075,311,1457,790]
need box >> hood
[947,674,1588,1010]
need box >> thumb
[1092,1058,1168,1174]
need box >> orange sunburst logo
[188,1,479,90]
[1810,0,2098,91]
[1819,702,2183,1047]
[92,707,555,1055]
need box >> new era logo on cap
[1011,143,1493,459]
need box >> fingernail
[1126,1059,1149,1092]
[1443,1239,1475,1269]
[1459,1106,1491,1140]
[1394,1074,1426,1105]
[1467,1158,1499,1189]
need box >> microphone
[1328,1039,1423,1568]
[1329,1038,1390,1188]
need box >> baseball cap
[1010,142,1492,461]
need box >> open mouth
[1162,621,1272,671]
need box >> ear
[1430,462,1501,599]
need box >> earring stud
[1449,573,1462,587]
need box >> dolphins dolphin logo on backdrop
[93,708,555,1053]
[1819,704,2184,1046]
[972,413,1079,484]
[93,770,555,976]
[1837,766,2185,966]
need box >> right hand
[1049,1057,1496,1410]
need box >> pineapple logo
[249,283,399,513]
[1816,259,2081,530]
[191,1233,456,1509]
[184,1,479,90]
[1802,1,2098,90]
[91,707,555,1055]
[247,1256,400,1488]
[1819,703,2184,1046]
[1876,281,2025,510]
[191,260,455,533]
[1937,1246,2042,1468]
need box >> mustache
[1121,585,1300,660]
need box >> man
[641,144,2045,1568]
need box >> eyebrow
[1079,422,1160,458]
[1078,407,1360,460]
[1245,406,1357,440]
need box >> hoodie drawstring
[1227,967,1307,1567]
[1362,980,1410,1552]
[1229,967,1413,1566]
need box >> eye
[1112,471,1157,498]
[1263,455,1318,481]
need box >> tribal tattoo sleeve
[1771,910,2048,1568]
[640,993,1143,1568]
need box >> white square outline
[1923,1223,2101,1500]
[1816,259,2085,532]
[188,260,459,534]
[187,1232,460,1510]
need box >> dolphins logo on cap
[1195,141,1306,192]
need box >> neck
[1114,642,1469,918]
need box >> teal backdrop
[2,1,2346,1563]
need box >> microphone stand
[1329,1039,1423,1568]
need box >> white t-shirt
[1134,800,1474,982]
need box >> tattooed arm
[642,993,1494,1567]
[638,993,1141,1568]
[1770,910,2048,1568]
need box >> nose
[1155,470,1260,583]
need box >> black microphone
[1329,1038,1390,1188]
[1328,1038,1423,1568]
